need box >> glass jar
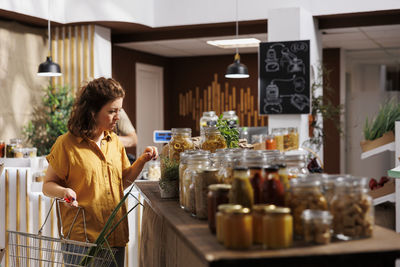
[216,204,242,243]
[147,160,161,180]
[182,154,211,213]
[200,111,218,129]
[285,151,309,178]
[271,128,284,151]
[265,135,277,150]
[289,178,328,237]
[13,147,24,158]
[194,168,219,219]
[201,126,227,153]
[282,128,291,151]
[207,184,231,233]
[262,207,293,249]
[221,110,239,129]
[330,177,374,240]
[249,167,263,204]
[229,167,254,209]
[6,138,23,158]
[261,165,285,206]
[169,128,194,161]
[288,127,299,150]
[0,140,5,158]
[301,209,332,244]
[252,204,275,244]
[223,207,253,250]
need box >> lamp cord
[47,0,51,57]
[235,0,239,55]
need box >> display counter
[136,180,400,267]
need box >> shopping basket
[7,198,117,266]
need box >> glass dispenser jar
[201,126,227,153]
[200,111,218,129]
[169,128,194,161]
[221,110,239,129]
[330,177,374,240]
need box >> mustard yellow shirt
[46,131,131,246]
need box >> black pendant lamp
[225,0,249,79]
[38,0,62,77]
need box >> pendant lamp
[225,0,249,79]
[38,0,62,77]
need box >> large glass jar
[249,167,263,204]
[216,204,242,244]
[289,178,328,237]
[182,154,211,213]
[221,110,239,129]
[252,204,275,244]
[6,138,22,158]
[207,184,231,233]
[223,207,253,250]
[284,151,309,178]
[201,126,227,153]
[169,128,194,161]
[301,209,332,245]
[330,177,374,240]
[262,207,293,249]
[194,168,219,219]
[288,127,299,150]
[261,165,284,206]
[229,167,254,209]
[271,128,284,151]
[200,111,218,129]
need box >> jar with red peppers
[260,165,285,206]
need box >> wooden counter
[135,181,400,267]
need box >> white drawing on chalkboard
[263,83,283,113]
[279,94,310,111]
[290,42,308,53]
[293,76,305,92]
[280,47,305,75]
[265,46,281,72]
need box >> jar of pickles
[169,128,194,161]
[261,165,284,206]
[229,167,254,209]
[223,207,253,250]
[6,138,23,158]
[252,204,275,244]
[201,126,227,153]
[200,111,218,129]
[288,178,328,237]
[216,204,242,243]
[207,184,231,233]
[194,168,219,219]
[330,177,373,240]
[262,207,293,249]
[221,110,239,129]
[301,209,332,245]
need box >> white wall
[93,25,112,78]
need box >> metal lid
[301,209,332,222]
[217,204,242,212]
[171,128,191,134]
[208,184,232,192]
[252,204,276,213]
[265,207,291,214]
[225,207,251,214]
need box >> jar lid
[266,207,291,214]
[203,126,220,134]
[290,177,321,187]
[218,204,242,212]
[171,128,191,134]
[208,184,231,192]
[223,110,236,116]
[301,209,332,221]
[225,207,251,214]
[263,165,279,172]
[202,111,216,116]
[253,204,276,213]
[233,166,249,171]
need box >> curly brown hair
[68,77,125,139]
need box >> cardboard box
[368,179,395,199]
[360,131,394,153]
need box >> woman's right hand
[63,188,78,207]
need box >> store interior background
[0,0,399,228]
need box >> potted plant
[159,155,179,198]
[361,98,400,152]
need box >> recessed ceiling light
[207,38,261,49]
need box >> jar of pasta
[169,128,194,161]
[201,126,227,153]
[330,177,374,240]
[216,204,242,243]
[207,184,231,233]
[223,207,253,250]
[262,207,293,249]
[271,128,284,151]
[229,167,254,209]
[301,209,332,245]
[252,204,275,244]
[200,111,218,129]
[288,127,299,150]
[289,178,328,237]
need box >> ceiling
[115,24,400,58]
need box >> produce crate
[368,179,395,199]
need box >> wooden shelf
[373,192,395,205]
[360,142,395,160]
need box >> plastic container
[200,111,218,129]
[168,128,194,161]
[201,126,227,153]
[301,209,333,244]
[223,207,253,250]
[207,184,231,233]
[262,207,293,249]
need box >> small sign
[259,40,310,115]
[153,130,172,143]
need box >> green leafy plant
[216,115,239,148]
[363,98,400,141]
[159,155,179,192]
[23,84,74,156]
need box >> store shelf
[373,192,395,205]
[361,142,395,160]
[388,165,400,178]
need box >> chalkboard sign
[258,40,310,115]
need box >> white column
[93,25,112,78]
[267,7,322,157]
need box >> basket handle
[38,198,90,243]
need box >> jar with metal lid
[182,154,211,213]
[221,110,239,129]
[330,177,373,240]
[261,165,284,206]
[169,128,194,161]
[200,111,218,129]
[223,207,253,250]
[262,207,293,249]
[0,140,5,158]
[216,204,242,243]
[301,209,332,244]
[6,138,23,158]
[252,204,275,244]
[207,184,231,233]
[13,147,24,158]
[271,128,284,151]
[249,167,263,204]
[194,168,219,219]
[265,135,277,150]
[289,178,328,237]
[284,151,309,178]
[201,126,227,153]
[288,127,299,150]
[229,167,254,209]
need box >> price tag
[153,130,172,143]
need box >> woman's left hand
[141,146,158,162]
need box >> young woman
[42,77,158,266]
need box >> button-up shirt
[46,131,131,246]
